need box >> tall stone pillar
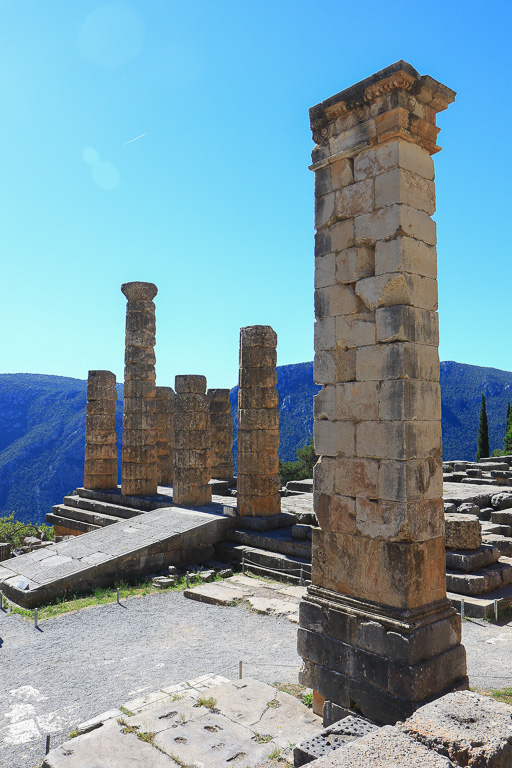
[121,281,158,497]
[208,389,234,480]
[155,386,174,486]
[84,370,118,490]
[298,62,467,725]
[237,326,281,516]
[173,375,212,506]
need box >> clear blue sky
[1,0,510,388]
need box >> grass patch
[267,699,281,709]
[68,729,79,739]
[119,706,135,717]
[482,687,512,705]
[193,696,217,710]
[300,692,313,708]
[254,733,273,743]
[272,682,307,699]
[4,573,210,622]
[268,747,281,760]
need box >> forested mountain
[1,361,511,524]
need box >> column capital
[310,60,456,164]
[121,281,158,301]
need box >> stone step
[63,495,141,520]
[461,477,503,486]
[481,522,510,535]
[446,560,512,596]
[445,544,500,573]
[491,510,512,525]
[45,512,101,535]
[228,528,312,559]
[214,541,311,584]
[482,534,512,555]
[76,486,175,512]
[51,504,125,528]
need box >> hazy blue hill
[2,361,512,524]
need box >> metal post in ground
[239,660,243,679]
[46,735,51,755]
[117,587,120,605]
[186,572,190,588]
[0,591,3,611]
[34,608,38,629]
[242,558,245,575]
[460,598,464,621]
[300,567,304,586]
[494,599,499,622]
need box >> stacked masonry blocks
[84,370,118,490]
[208,389,234,480]
[299,61,467,725]
[173,375,212,506]
[121,282,158,497]
[155,386,175,486]
[237,325,281,516]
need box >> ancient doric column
[121,281,158,497]
[208,389,234,480]
[298,62,467,725]
[237,326,281,516]
[84,370,118,490]
[173,375,212,506]
[155,386,175,487]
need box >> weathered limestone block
[84,370,118,490]
[444,513,482,550]
[208,389,234,480]
[173,375,212,506]
[237,325,281,516]
[121,282,158,496]
[155,386,174,486]
[299,61,466,725]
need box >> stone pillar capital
[121,281,158,301]
[309,60,456,163]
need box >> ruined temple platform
[0,504,232,609]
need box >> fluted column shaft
[208,388,234,480]
[174,375,212,506]
[84,370,118,490]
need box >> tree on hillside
[279,437,317,486]
[504,401,512,454]
[476,393,490,462]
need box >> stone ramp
[0,506,232,608]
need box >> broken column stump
[84,370,118,490]
[208,389,234,480]
[155,386,175,486]
[121,281,158,497]
[173,375,212,506]
[298,61,468,725]
[237,325,281,516]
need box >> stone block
[330,157,355,189]
[335,179,374,219]
[335,313,376,348]
[356,342,440,381]
[445,544,499,573]
[315,284,359,317]
[175,375,207,394]
[239,368,278,389]
[239,346,277,368]
[377,458,443,501]
[174,448,210,469]
[335,381,379,420]
[124,345,156,366]
[402,690,512,768]
[389,644,467,701]
[314,349,356,384]
[375,236,437,278]
[123,364,156,382]
[315,190,336,228]
[491,492,512,510]
[123,380,155,397]
[375,168,435,214]
[314,419,355,457]
[355,273,438,311]
[314,317,336,351]
[123,396,155,414]
[238,387,278,409]
[329,219,355,251]
[444,514,482,550]
[237,475,281,496]
[236,451,279,475]
[356,421,442,460]
[354,204,436,246]
[314,385,337,421]
[122,412,157,431]
[237,494,281,516]
[314,492,356,533]
[330,457,379,497]
[85,443,118,459]
[353,139,435,183]
[315,252,336,288]
[312,530,447,609]
[336,247,375,284]
[376,306,439,345]
[379,379,441,421]
[238,409,279,430]
[85,399,116,416]
[355,497,443,542]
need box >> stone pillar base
[298,586,468,726]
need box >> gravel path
[0,592,301,768]
[1,592,512,768]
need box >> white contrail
[123,131,148,146]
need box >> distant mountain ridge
[1,361,511,524]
